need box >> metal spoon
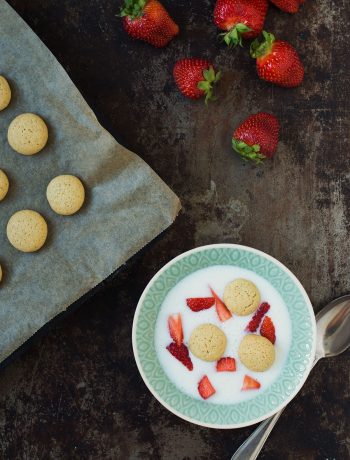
[231,294,350,460]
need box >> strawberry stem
[120,0,147,19]
[197,66,222,105]
[232,139,266,163]
[250,31,275,59]
[218,23,252,48]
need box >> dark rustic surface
[1,0,349,458]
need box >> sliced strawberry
[198,375,216,399]
[242,375,261,391]
[216,357,236,372]
[260,316,276,344]
[168,314,183,346]
[245,302,270,332]
[166,342,193,371]
[210,287,232,322]
[186,297,215,312]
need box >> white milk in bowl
[155,265,292,404]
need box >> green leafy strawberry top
[250,31,276,59]
[232,139,266,163]
[120,0,147,19]
[197,66,222,104]
[219,23,252,48]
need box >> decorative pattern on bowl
[133,244,316,429]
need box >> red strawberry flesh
[166,342,193,371]
[216,357,236,372]
[245,302,270,332]
[168,314,183,346]
[209,287,232,322]
[270,0,304,13]
[186,297,215,312]
[250,31,304,88]
[173,58,221,104]
[213,0,269,46]
[198,375,216,399]
[260,316,276,344]
[121,0,179,48]
[232,112,280,162]
[242,375,261,390]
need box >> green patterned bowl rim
[132,244,316,429]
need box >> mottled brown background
[1,0,349,459]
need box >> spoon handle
[230,409,284,460]
[231,357,320,460]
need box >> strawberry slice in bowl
[245,302,270,332]
[210,287,232,322]
[166,342,193,371]
[186,297,215,312]
[260,316,276,344]
[242,375,261,391]
[168,313,183,346]
[216,357,236,372]
[198,375,216,400]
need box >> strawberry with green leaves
[173,58,221,104]
[232,112,280,163]
[213,0,268,47]
[120,0,179,48]
[270,0,305,14]
[251,31,304,87]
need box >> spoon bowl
[316,294,350,360]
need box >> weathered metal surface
[0,0,349,458]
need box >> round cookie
[189,323,227,362]
[224,278,260,316]
[0,169,9,201]
[238,334,275,372]
[7,210,48,253]
[0,76,11,111]
[8,113,48,155]
[46,175,85,216]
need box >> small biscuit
[0,264,2,283]
[0,169,9,201]
[7,210,48,253]
[224,279,260,316]
[238,334,275,372]
[8,113,48,155]
[0,76,11,111]
[46,175,85,216]
[189,323,227,362]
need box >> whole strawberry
[270,0,305,13]
[213,0,268,47]
[173,58,221,104]
[232,112,280,162]
[120,0,179,48]
[251,31,304,87]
